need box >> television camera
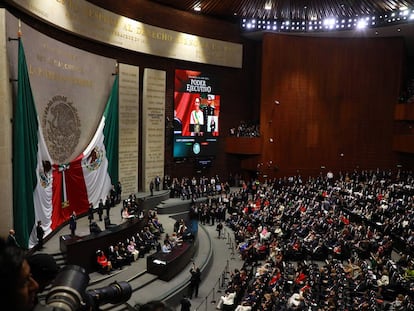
[34,265,132,311]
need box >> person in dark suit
[97,199,104,221]
[150,180,154,196]
[105,195,111,217]
[110,185,116,207]
[155,176,161,191]
[188,264,201,299]
[88,203,94,223]
[69,211,77,237]
[180,295,191,311]
[36,221,45,249]
[116,181,122,204]
[6,229,20,248]
[202,94,215,125]
[89,221,102,235]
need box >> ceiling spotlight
[356,19,367,29]
[193,4,201,12]
[323,18,336,28]
[265,1,272,11]
[274,100,280,104]
[269,138,274,143]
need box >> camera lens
[46,265,90,311]
[86,281,132,306]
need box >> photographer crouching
[0,237,132,311]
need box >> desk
[147,242,196,281]
[60,218,146,272]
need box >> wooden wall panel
[260,34,404,177]
[393,135,414,153]
[225,137,262,154]
[395,103,414,120]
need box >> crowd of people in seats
[210,169,414,310]
[229,120,260,138]
[167,175,231,200]
[96,209,165,273]
[215,267,252,310]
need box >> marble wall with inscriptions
[119,63,139,197]
[142,68,165,191]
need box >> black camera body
[34,265,132,311]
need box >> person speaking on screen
[190,97,204,136]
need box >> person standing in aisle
[69,211,77,237]
[188,264,201,299]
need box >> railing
[194,227,239,311]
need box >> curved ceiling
[146,0,414,52]
[149,0,414,22]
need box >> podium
[146,242,196,281]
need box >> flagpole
[8,19,21,42]
[112,61,118,76]
[18,19,22,38]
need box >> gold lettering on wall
[11,0,243,68]
[28,64,92,87]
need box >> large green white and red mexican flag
[13,39,118,248]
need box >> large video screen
[173,70,220,158]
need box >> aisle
[173,223,244,311]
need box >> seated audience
[127,240,140,261]
[216,287,237,310]
[96,250,112,272]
